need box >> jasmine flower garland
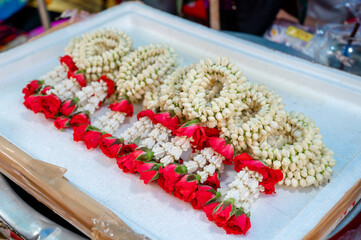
[65,28,133,82]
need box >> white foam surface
[0,3,361,240]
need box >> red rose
[117,150,145,173]
[175,119,207,150]
[40,86,51,95]
[203,127,220,137]
[54,116,71,130]
[109,99,134,117]
[223,214,251,235]
[137,109,156,123]
[99,134,123,158]
[70,71,86,87]
[22,80,43,98]
[23,95,43,113]
[60,55,78,73]
[119,143,138,156]
[98,75,115,98]
[59,98,78,116]
[213,201,233,227]
[203,202,220,221]
[40,94,61,119]
[204,172,220,189]
[82,128,103,149]
[158,164,183,193]
[208,137,234,164]
[152,112,179,132]
[234,153,283,194]
[70,112,90,127]
[174,175,198,202]
[138,162,161,184]
[191,185,217,210]
[73,124,88,142]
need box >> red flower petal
[60,98,78,116]
[223,214,251,235]
[70,113,90,127]
[138,162,160,184]
[173,175,198,202]
[54,116,71,130]
[40,86,51,95]
[119,143,138,156]
[152,112,180,131]
[203,127,220,137]
[23,95,43,113]
[40,94,61,119]
[109,99,134,117]
[234,153,283,194]
[208,137,234,164]
[82,129,102,149]
[203,202,220,222]
[99,134,123,158]
[191,185,216,210]
[117,150,145,173]
[213,202,233,227]
[158,164,183,193]
[22,80,43,98]
[204,172,220,189]
[70,71,87,88]
[175,122,207,150]
[137,109,156,123]
[73,124,88,142]
[60,55,78,73]
[98,75,115,98]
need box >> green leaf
[182,118,200,128]
[174,165,187,175]
[133,137,141,146]
[151,172,160,181]
[186,174,198,182]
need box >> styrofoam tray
[1,3,361,240]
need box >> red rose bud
[203,127,220,137]
[119,143,138,156]
[22,80,43,98]
[138,162,161,184]
[73,124,88,142]
[175,119,207,150]
[99,134,124,158]
[70,112,90,127]
[60,98,78,116]
[23,95,43,113]
[158,164,184,193]
[82,127,103,149]
[54,116,71,130]
[40,94,61,119]
[152,112,180,132]
[208,137,234,164]
[174,174,199,202]
[117,149,146,173]
[203,202,220,222]
[204,172,221,189]
[234,153,283,194]
[98,75,115,97]
[60,55,78,73]
[223,213,251,235]
[40,86,51,95]
[191,185,219,210]
[109,99,134,117]
[137,109,156,123]
[212,201,234,227]
[70,71,87,87]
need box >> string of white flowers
[39,65,68,87]
[65,28,132,82]
[218,168,264,214]
[160,57,249,128]
[154,136,192,166]
[139,123,172,150]
[250,111,336,188]
[75,80,108,115]
[184,147,224,183]
[143,87,161,110]
[119,117,154,144]
[116,44,177,102]
[47,76,81,101]
[219,82,286,152]
[92,111,126,135]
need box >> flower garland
[65,28,133,82]
[22,30,337,237]
[116,44,177,102]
